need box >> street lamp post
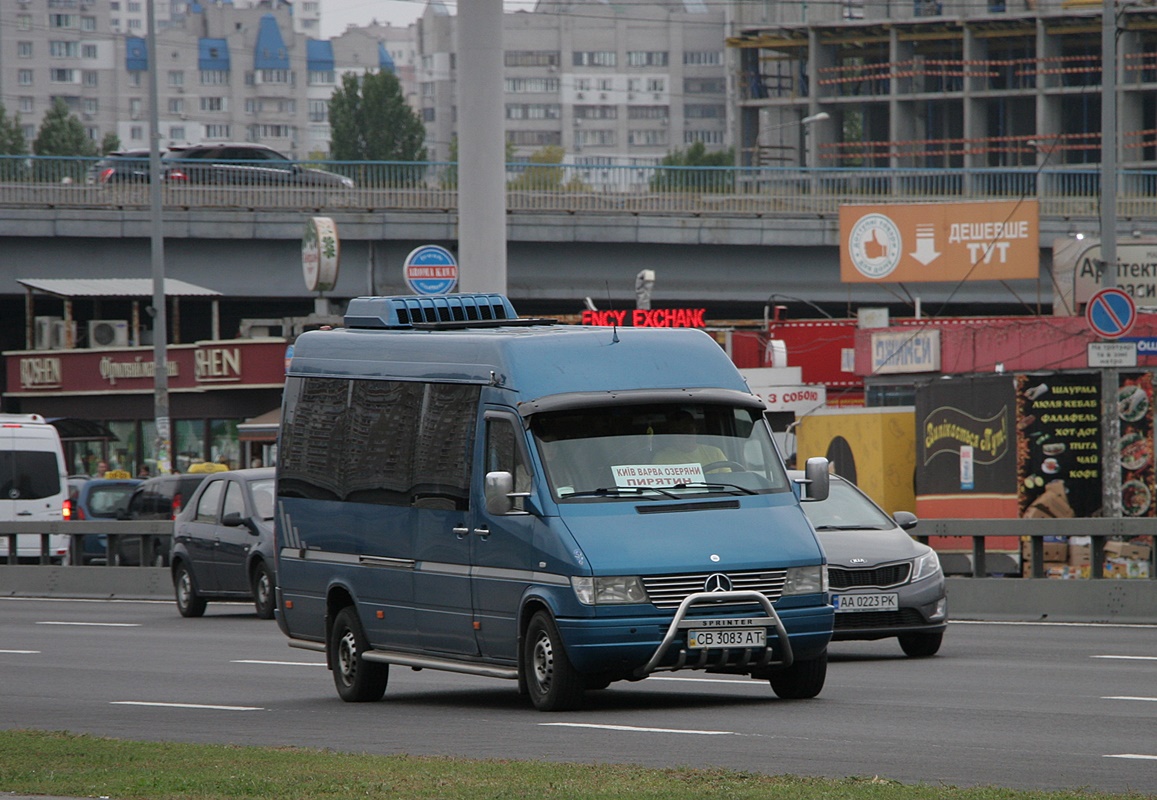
[1100,0,1122,518]
[146,0,171,474]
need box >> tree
[508,145,565,191]
[651,142,736,193]
[33,98,97,157]
[328,70,426,163]
[0,102,28,156]
[100,131,122,155]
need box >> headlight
[571,576,649,605]
[783,564,827,596]
[910,550,942,583]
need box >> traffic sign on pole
[1085,287,1136,339]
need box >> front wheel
[523,611,585,711]
[899,631,943,658]
[251,561,275,620]
[768,651,827,699]
[329,606,388,702]
[174,563,207,618]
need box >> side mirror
[221,511,244,527]
[802,457,830,502]
[485,471,515,515]
[893,510,919,530]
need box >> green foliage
[328,70,426,163]
[507,145,566,191]
[0,102,28,156]
[651,142,736,193]
[33,98,97,157]
[100,131,122,155]
[441,136,516,190]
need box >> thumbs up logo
[848,213,902,279]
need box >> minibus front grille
[829,563,911,590]
[641,570,788,609]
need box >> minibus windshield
[529,402,790,500]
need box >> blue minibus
[273,293,833,711]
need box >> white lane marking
[232,659,325,667]
[951,620,1157,629]
[37,621,141,627]
[1103,696,1157,702]
[112,701,263,711]
[1092,655,1157,661]
[648,676,754,685]
[541,722,738,736]
[1105,754,1157,761]
[0,649,40,654]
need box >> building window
[507,130,562,146]
[50,68,77,83]
[308,99,328,122]
[646,77,666,93]
[128,18,141,29]
[627,51,669,67]
[573,51,616,67]
[506,103,561,120]
[168,98,184,114]
[81,16,97,31]
[130,98,142,117]
[628,105,668,120]
[575,105,618,120]
[49,14,78,28]
[200,70,229,85]
[684,78,726,94]
[685,104,725,119]
[83,71,98,87]
[130,125,143,140]
[308,70,334,85]
[245,98,262,114]
[684,129,725,145]
[504,77,560,93]
[50,41,80,58]
[19,97,34,114]
[575,129,615,147]
[82,44,98,59]
[201,97,225,112]
[18,70,34,86]
[505,50,560,68]
[18,14,33,31]
[259,69,290,84]
[84,98,99,115]
[422,107,436,122]
[18,42,33,58]
[204,124,231,139]
[170,126,186,141]
[683,51,723,66]
[168,70,184,87]
[129,72,142,87]
[629,130,669,146]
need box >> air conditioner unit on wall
[88,319,129,348]
[51,320,76,349]
[34,316,61,350]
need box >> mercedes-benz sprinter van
[0,414,70,563]
[274,294,833,711]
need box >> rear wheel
[329,606,388,702]
[899,631,943,658]
[174,563,207,618]
[251,561,275,620]
[768,651,827,699]
[523,611,585,712]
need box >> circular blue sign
[1086,287,1136,340]
[403,245,458,295]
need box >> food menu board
[1016,374,1101,518]
[1118,373,1154,518]
[1016,372,1156,518]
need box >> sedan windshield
[529,402,790,500]
[801,479,895,531]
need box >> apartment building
[730,0,1157,170]
[415,0,731,171]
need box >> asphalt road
[1,596,1155,795]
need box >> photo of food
[1122,479,1152,517]
[1120,431,1152,472]
[1042,442,1066,456]
[1119,384,1149,423]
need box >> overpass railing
[3,518,1152,580]
[1,155,1153,219]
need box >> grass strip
[0,729,1138,800]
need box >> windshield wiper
[671,481,758,496]
[560,486,679,500]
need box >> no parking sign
[1085,287,1136,340]
[403,245,458,295]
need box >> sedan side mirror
[893,511,919,530]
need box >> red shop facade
[3,338,287,476]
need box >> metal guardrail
[915,518,1156,579]
[1,521,174,567]
[3,518,1153,580]
[1,155,1153,219]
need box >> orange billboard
[840,200,1039,284]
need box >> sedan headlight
[910,550,942,583]
[572,576,649,605]
[782,564,828,596]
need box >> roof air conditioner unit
[34,316,61,350]
[51,320,76,349]
[88,319,129,348]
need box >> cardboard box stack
[1024,535,1153,579]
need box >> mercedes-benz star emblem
[704,573,732,593]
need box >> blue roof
[307,39,334,72]
[254,14,289,70]
[378,43,396,73]
[198,38,230,71]
[125,37,148,71]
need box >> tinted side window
[195,480,224,522]
[279,376,478,510]
[0,451,62,500]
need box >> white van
[0,414,70,563]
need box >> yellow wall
[796,407,916,515]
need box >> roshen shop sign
[19,357,63,389]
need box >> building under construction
[729,0,1157,170]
